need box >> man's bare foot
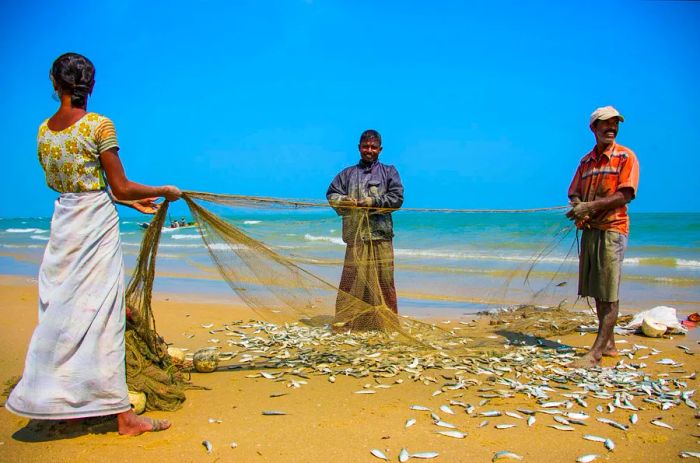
[117,410,171,436]
[571,352,601,369]
[602,347,619,357]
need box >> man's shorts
[578,228,627,303]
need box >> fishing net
[124,191,582,409]
[124,203,200,411]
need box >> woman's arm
[100,149,181,201]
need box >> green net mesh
[124,192,582,410]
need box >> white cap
[589,106,624,126]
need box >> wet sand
[0,274,698,463]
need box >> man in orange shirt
[567,106,640,368]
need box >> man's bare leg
[573,299,619,368]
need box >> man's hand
[336,196,358,207]
[357,197,374,207]
[131,197,160,215]
[566,200,595,223]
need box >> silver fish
[440,405,455,415]
[405,418,416,429]
[541,401,566,408]
[656,358,677,365]
[411,452,439,459]
[549,424,575,431]
[492,451,523,461]
[604,439,615,452]
[566,412,589,420]
[680,451,700,459]
[202,440,213,454]
[596,417,628,431]
[399,448,410,463]
[410,405,431,411]
[583,435,607,443]
[438,430,467,438]
[527,416,535,427]
[480,410,502,417]
[553,416,570,425]
[354,390,376,394]
[495,424,517,429]
[262,410,287,415]
[370,449,389,460]
[478,420,489,428]
[505,411,524,420]
[434,420,457,429]
[651,419,674,430]
[576,455,600,463]
[630,413,638,425]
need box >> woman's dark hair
[51,53,95,109]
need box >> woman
[6,52,180,436]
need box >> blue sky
[2,0,698,217]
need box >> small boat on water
[138,222,198,231]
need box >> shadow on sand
[11,415,118,442]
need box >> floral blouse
[37,112,119,193]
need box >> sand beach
[0,274,698,463]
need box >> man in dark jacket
[326,129,404,331]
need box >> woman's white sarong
[6,191,131,419]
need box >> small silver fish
[604,439,615,452]
[596,417,628,431]
[549,424,575,431]
[680,451,700,459]
[495,424,517,429]
[583,435,606,443]
[492,451,523,461]
[440,405,455,415]
[262,410,287,415]
[438,430,467,438]
[554,416,571,425]
[370,449,389,460]
[410,405,431,411]
[541,401,565,408]
[630,413,638,425]
[405,418,416,429]
[505,411,524,420]
[434,420,457,429]
[354,390,376,394]
[651,419,674,430]
[656,358,677,365]
[478,420,489,428]
[411,452,439,459]
[480,410,502,417]
[576,455,600,463]
[202,440,213,454]
[527,416,536,427]
[399,448,410,463]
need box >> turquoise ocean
[1,209,698,316]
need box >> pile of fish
[180,318,698,460]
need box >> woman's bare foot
[117,410,170,436]
[571,351,601,369]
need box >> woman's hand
[161,185,182,202]
[131,197,160,215]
